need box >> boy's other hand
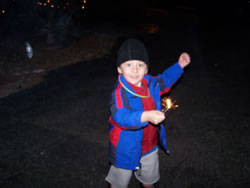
[178,52,191,69]
[141,110,166,125]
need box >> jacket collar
[118,75,150,98]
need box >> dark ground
[0,8,250,188]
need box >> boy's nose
[132,66,138,73]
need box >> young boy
[106,38,190,188]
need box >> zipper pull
[137,163,142,176]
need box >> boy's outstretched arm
[155,52,190,96]
[178,52,191,69]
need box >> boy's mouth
[130,75,139,79]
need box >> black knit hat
[117,38,149,67]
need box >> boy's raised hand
[141,110,166,125]
[178,52,191,69]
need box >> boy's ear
[117,67,123,74]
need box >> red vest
[130,79,158,154]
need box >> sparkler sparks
[162,97,179,113]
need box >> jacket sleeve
[109,84,148,130]
[156,63,184,96]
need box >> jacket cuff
[173,62,184,75]
[138,111,148,127]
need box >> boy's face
[118,60,148,87]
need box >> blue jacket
[108,63,184,170]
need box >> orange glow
[2,10,5,14]
[44,3,47,6]
[166,99,172,109]
[143,24,160,34]
[51,4,54,8]
[162,97,178,112]
[38,2,42,6]
[82,5,85,9]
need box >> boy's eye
[127,63,131,67]
[138,64,144,67]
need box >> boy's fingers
[184,53,191,62]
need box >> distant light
[36,0,87,10]
[2,10,5,14]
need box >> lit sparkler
[162,97,179,113]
